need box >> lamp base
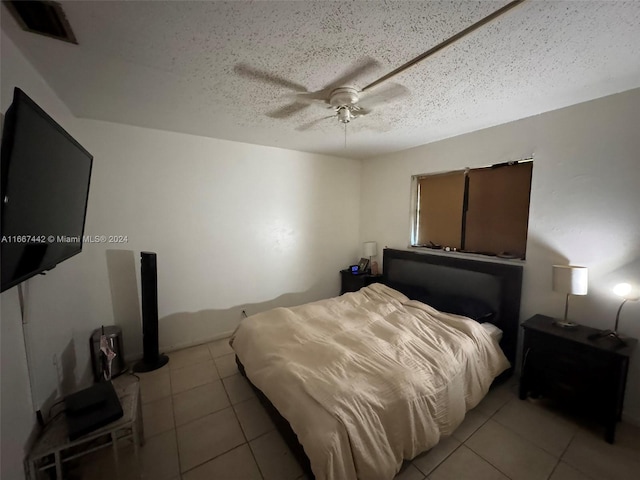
[587,330,627,348]
[553,320,578,329]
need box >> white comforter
[231,283,509,480]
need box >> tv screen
[1,88,93,293]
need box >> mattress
[231,283,509,480]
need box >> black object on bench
[65,381,123,441]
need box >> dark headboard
[382,248,523,370]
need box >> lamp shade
[552,265,588,295]
[363,241,377,258]
[613,283,640,301]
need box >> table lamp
[363,241,377,273]
[588,283,639,347]
[552,265,588,328]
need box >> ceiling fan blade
[361,0,526,92]
[267,102,310,119]
[358,83,409,110]
[354,107,372,117]
[296,115,336,132]
[364,123,392,133]
[296,58,380,105]
[234,63,308,92]
[324,57,380,92]
[293,91,330,105]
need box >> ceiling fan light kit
[336,107,355,124]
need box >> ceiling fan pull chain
[344,122,347,149]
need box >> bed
[231,248,523,480]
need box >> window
[415,171,465,250]
[411,160,533,259]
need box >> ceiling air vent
[4,1,77,44]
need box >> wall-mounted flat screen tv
[1,87,93,293]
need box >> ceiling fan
[235,0,525,131]
[234,58,406,131]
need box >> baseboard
[162,330,236,353]
[123,330,235,363]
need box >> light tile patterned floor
[69,339,640,480]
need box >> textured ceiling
[2,1,640,159]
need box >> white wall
[361,88,640,423]
[73,120,362,355]
[1,32,361,480]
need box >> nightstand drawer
[524,330,615,375]
[526,348,610,384]
[526,357,603,396]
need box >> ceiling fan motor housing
[329,87,360,108]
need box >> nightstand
[340,270,382,294]
[519,314,637,443]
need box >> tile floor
[69,339,640,480]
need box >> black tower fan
[133,252,169,372]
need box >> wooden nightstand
[519,314,637,443]
[340,270,382,294]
